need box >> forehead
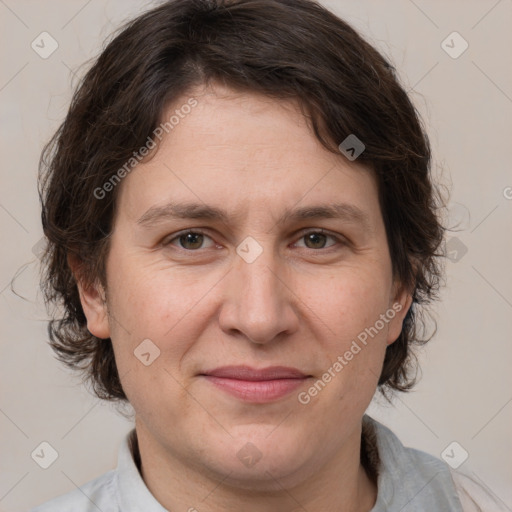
[114,83,381,229]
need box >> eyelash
[163,228,345,253]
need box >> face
[78,82,411,490]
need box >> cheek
[104,261,199,417]
[105,255,217,375]
[310,269,392,339]
[303,268,392,396]
[107,252,192,331]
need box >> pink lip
[200,365,311,403]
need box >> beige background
[1,0,511,510]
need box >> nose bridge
[237,236,283,309]
[223,235,294,343]
[239,247,280,300]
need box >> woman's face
[80,82,410,490]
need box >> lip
[202,365,308,380]
[200,365,311,403]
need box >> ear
[386,281,413,346]
[67,253,111,339]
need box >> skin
[74,82,412,512]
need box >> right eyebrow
[137,202,233,227]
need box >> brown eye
[304,232,329,249]
[295,230,340,250]
[165,230,215,250]
[178,232,204,250]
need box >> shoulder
[364,415,463,510]
[365,416,508,512]
[30,469,118,512]
[367,415,457,481]
[449,468,510,512]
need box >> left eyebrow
[277,203,371,230]
[136,201,371,230]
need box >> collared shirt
[30,415,505,511]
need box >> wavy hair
[38,0,445,401]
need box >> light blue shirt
[30,415,470,511]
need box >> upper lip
[201,365,309,381]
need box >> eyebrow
[136,201,371,230]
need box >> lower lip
[202,376,309,402]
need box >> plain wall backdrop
[1,0,511,510]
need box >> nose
[218,243,299,345]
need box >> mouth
[199,365,312,403]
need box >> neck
[133,419,378,512]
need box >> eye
[163,228,344,252]
[164,229,216,251]
[293,229,341,250]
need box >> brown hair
[38,0,444,401]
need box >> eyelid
[162,228,216,248]
[163,227,348,253]
[292,228,345,249]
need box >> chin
[215,457,312,493]
[196,429,317,491]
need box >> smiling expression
[77,81,411,490]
